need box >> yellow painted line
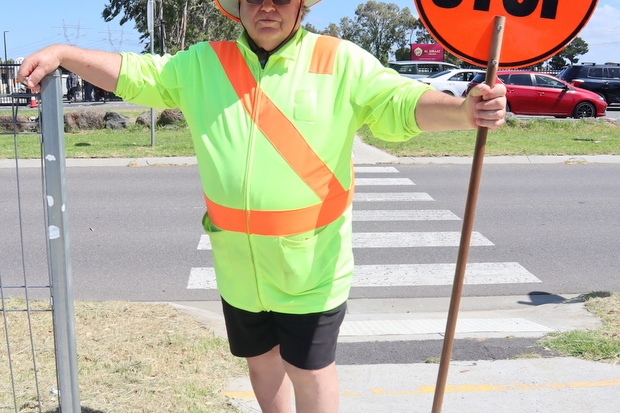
[223,378,620,399]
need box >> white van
[388,60,460,79]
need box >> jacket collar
[237,28,307,65]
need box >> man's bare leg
[284,361,339,413]
[246,345,292,413]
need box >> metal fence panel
[1,71,80,412]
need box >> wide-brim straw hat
[215,0,322,22]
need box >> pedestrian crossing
[187,165,543,338]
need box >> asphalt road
[1,163,619,302]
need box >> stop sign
[413,0,598,67]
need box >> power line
[101,27,127,53]
[54,21,89,46]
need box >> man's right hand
[17,45,64,92]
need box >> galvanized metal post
[40,70,81,412]
[148,0,156,146]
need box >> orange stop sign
[413,0,598,67]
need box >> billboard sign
[410,44,445,61]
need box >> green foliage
[102,0,242,54]
[543,330,620,361]
[338,1,417,65]
[550,36,589,68]
[394,47,410,61]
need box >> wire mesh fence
[1,71,80,412]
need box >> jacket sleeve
[114,52,183,109]
[342,42,433,142]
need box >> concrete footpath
[172,294,619,413]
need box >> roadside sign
[413,0,598,67]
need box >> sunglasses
[245,0,292,5]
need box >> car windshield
[428,70,451,78]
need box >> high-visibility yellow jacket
[115,29,432,314]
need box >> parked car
[387,60,459,79]
[465,71,607,119]
[417,68,485,96]
[557,62,620,105]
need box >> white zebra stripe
[352,262,540,286]
[352,232,494,248]
[197,231,493,250]
[354,166,399,173]
[187,267,217,289]
[187,262,538,290]
[353,210,460,221]
[355,178,415,186]
[354,192,434,202]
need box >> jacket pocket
[277,225,339,295]
[202,212,231,274]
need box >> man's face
[239,0,303,51]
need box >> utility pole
[3,31,8,63]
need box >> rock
[64,110,105,132]
[157,108,185,126]
[136,111,153,128]
[0,114,30,132]
[104,112,133,130]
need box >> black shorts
[221,298,347,370]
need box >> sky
[1,0,619,64]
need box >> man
[18,1,506,412]
[65,71,79,102]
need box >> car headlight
[596,95,605,101]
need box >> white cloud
[579,4,620,63]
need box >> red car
[465,71,607,118]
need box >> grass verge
[1,299,246,413]
[542,292,620,364]
[1,114,619,159]
[358,118,620,157]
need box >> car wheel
[573,102,596,118]
[442,90,454,96]
[505,102,512,114]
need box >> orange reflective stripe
[204,186,353,236]
[208,41,352,236]
[211,41,344,200]
[308,36,342,75]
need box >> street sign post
[411,1,599,412]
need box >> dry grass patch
[1,299,245,412]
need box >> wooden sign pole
[431,15,506,413]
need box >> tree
[339,1,417,65]
[560,37,589,65]
[102,0,242,54]
[548,37,589,69]
[394,47,410,61]
[303,22,342,38]
[412,20,434,44]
